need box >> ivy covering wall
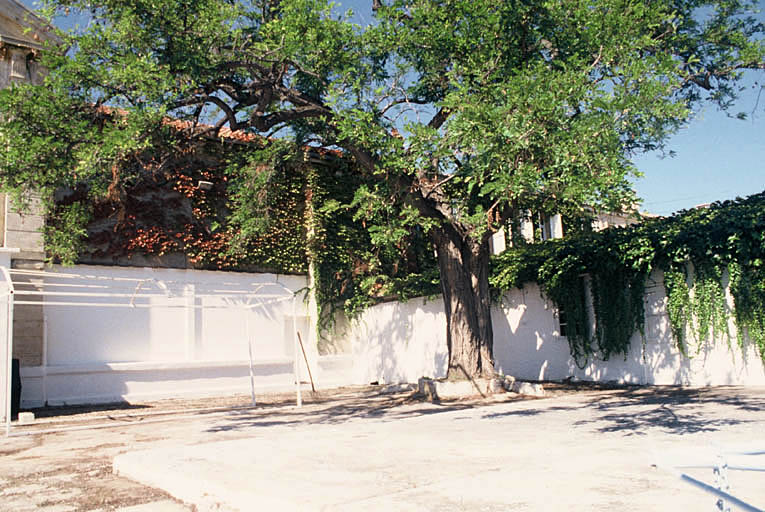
[49,134,309,274]
[56,136,437,341]
[306,159,439,343]
[490,191,765,365]
[51,125,765,367]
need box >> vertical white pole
[184,283,196,361]
[292,295,302,408]
[245,308,256,407]
[5,277,14,437]
[41,274,48,408]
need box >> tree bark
[431,224,495,379]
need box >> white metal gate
[2,265,305,436]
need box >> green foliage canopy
[1,0,762,260]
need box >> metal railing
[658,446,764,511]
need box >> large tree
[1,0,763,377]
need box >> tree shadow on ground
[482,404,580,419]
[199,385,765,436]
[203,390,485,432]
[570,386,762,436]
[480,386,762,436]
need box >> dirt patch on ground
[0,438,177,511]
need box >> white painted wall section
[334,297,448,385]
[493,271,765,386]
[20,265,315,406]
[10,263,765,410]
[345,272,765,387]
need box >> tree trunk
[431,224,495,379]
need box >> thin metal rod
[14,290,174,298]
[297,331,316,393]
[13,296,294,309]
[245,311,256,407]
[12,282,111,289]
[9,282,286,296]
[8,269,295,292]
[726,466,765,472]
[676,464,765,472]
[292,295,302,408]
[8,269,151,282]
[13,290,292,300]
[188,293,288,299]
[679,474,763,512]
[2,266,15,437]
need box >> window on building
[557,306,568,337]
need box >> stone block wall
[3,195,45,260]
[0,44,43,89]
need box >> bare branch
[589,45,604,71]
[380,97,429,116]
[422,171,459,199]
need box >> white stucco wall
[339,297,449,385]
[344,271,765,387]
[493,271,765,386]
[9,263,765,409]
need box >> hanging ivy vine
[305,158,439,348]
[490,191,765,365]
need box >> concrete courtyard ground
[1,384,764,511]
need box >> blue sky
[630,77,764,215]
[22,0,764,215]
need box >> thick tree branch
[206,95,239,131]
[248,105,327,131]
[428,107,451,129]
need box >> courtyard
[1,384,764,511]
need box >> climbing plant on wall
[44,128,311,274]
[305,157,439,345]
[490,191,765,365]
[40,126,436,343]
